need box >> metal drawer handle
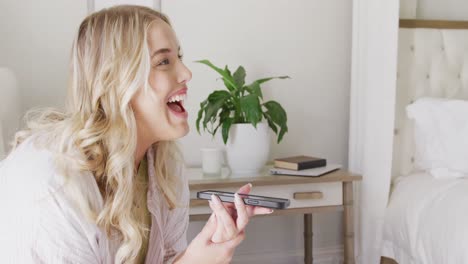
[293,191,323,200]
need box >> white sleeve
[0,137,105,263]
[29,193,102,264]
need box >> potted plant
[195,59,289,176]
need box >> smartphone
[197,190,290,209]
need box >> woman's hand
[223,183,274,217]
[174,183,273,264]
[210,183,273,243]
[174,213,245,264]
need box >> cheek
[132,89,166,125]
[130,89,144,115]
[148,70,171,93]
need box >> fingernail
[248,183,253,188]
[268,209,274,214]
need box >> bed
[381,19,468,264]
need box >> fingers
[209,194,238,239]
[234,183,273,216]
[223,183,252,210]
[212,231,246,250]
[211,214,225,243]
[234,193,249,231]
[246,205,274,216]
[235,183,252,195]
[198,213,217,242]
[225,231,246,248]
[226,206,237,219]
[210,231,246,258]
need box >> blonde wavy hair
[12,5,184,263]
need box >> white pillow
[406,97,468,179]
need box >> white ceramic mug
[201,147,225,176]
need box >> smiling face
[131,19,192,144]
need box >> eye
[155,53,184,67]
[158,59,170,66]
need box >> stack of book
[270,155,341,177]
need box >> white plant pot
[225,122,270,177]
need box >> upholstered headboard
[392,20,468,178]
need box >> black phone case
[197,190,290,209]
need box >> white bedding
[382,172,468,264]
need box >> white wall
[0,0,87,114]
[163,0,352,262]
[167,1,351,169]
[400,0,468,19]
[0,0,352,262]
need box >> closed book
[274,155,326,171]
[270,164,341,177]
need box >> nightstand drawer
[189,182,342,215]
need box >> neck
[135,125,157,171]
[135,143,148,171]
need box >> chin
[167,124,190,141]
[178,124,190,138]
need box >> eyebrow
[151,46,181,59]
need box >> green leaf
[222,78,236,93]
[244,75,289,101]
[202,91,231,128]
[245,81,263,99]
[195,60,237,92]
[263,101,286,123]
[277,125,288,144]
[202,102,223,130]
[263,100,288,143]
[221,117,234,144]
[224,65,232,77]
[223,65,236,92]
[212,108,231,136]
[196,100,208,134]
[256,75,290,85]
[240,94,262,127]
[263,112,278,134]
[233,66,246,89]
[208,90,231,103]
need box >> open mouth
[166,93,187,114]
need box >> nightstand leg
[343,182,355,264]
[304,213,313,264]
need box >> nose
[178,62,192,84]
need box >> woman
[0,5,272,263]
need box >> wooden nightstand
[187,165,362,264]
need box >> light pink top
[0,135,189,263]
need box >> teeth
[168,94,186,103]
